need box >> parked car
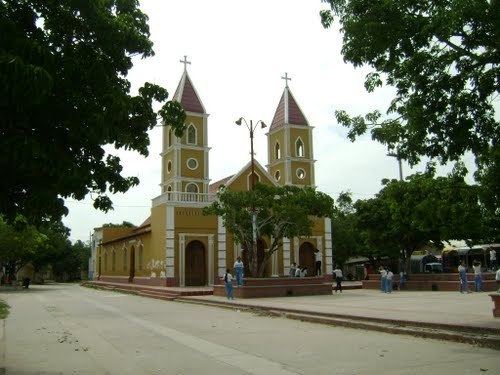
[424,262,442,273]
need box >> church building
[95,62,333,287]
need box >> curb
[175,297,500,350]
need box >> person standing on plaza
[386,269,394,293]
[379,266,387,293]
[233,256,244,287]
[496,267,500,292]
[223,268,234,300]
[314,249,322,276]
[289,262,297,277]
[333,266,343,293]
[473,261,483,292]
[458,261,469,293]
[490,247,497,271]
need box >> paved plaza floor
[187,289,500,330]
[1,284,499,374]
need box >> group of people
[289,263,308,278]
[378,266,395,293]
[222,257,245,300]
[458,259,498,293]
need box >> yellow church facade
[95,66,332,287]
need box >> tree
[0,216,47,281]
[354,165,483,273]
[330,191,365,267]
[204,184,334,277]
[0,0,186,224]
[320,0,499,218]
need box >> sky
[63,0,476,242]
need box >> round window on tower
[167,160,172,173]
[274,170,281,181]
[296,168,306,180]
[187,158,198,170]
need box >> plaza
[1,284,499,374]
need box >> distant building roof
[209,175,234,194]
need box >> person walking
[223,268,234,300]
[490,247,497,271]
[314,249,322,276]
[473,261,483,292]
[333,266,343,293]
[379,266,387,293]
[386,269,394,293]
[458,261,469,293]
[233,256,244,287]
[398,271,406,291]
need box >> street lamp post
[387,148,404,181]
[235,117,267,276]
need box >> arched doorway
[185,240,206,286]
[299,242,315,276]
[242,239,267,277]
[129,246,135,282]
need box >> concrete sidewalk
[182,289,500,331]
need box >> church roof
[270,86,308,131]
[209,175,234,194]
[172,70,206,114]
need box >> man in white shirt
[233,256,244,287]
[386,269,394,293]
[300,267,308,277]
[295,266,301,277]
[473,262,483,292]
[490,247,497,271]
[379,267,387,293]
[333,266,343,293]
[314,249,322,276]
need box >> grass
[0,299,9,319]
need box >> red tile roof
[172,71,205,114]
[209,175,234,194]
[270,87,308,131]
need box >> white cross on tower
[180,55,191,71]
[281,72,291,88]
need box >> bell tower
[267,73,315,187]
[161,57,210,196]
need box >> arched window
[167,185,172,192]
[186,183,199,193]
[275,142,281,159]
[168,129,173,147]
[274,170,281,181]
[138,246,143,270]
[296,168,306,180]
[167,160,172,173]
[123,248,127,271]
[187,124,197,144]
[296,138,304,157]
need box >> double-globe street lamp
[235,117,267,274]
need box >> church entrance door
[299,242,315,276]
[129,246,135,282]
[185,240,206,286]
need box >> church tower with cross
[267,73,315,187]
[161,56,210,195]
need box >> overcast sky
[63,0,476,242]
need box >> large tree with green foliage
[0,0,186,224]
[330,191,365,267]
[354,165,483,273]
[204,184,334,277]
[320,0,499,229]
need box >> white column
[165,206,175,279]
[208,234,215,285]
[179,234,186,286]
[324,218,333,274]
[293,237,300,261]
[283,237,291,275]
[217,216,227,278]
